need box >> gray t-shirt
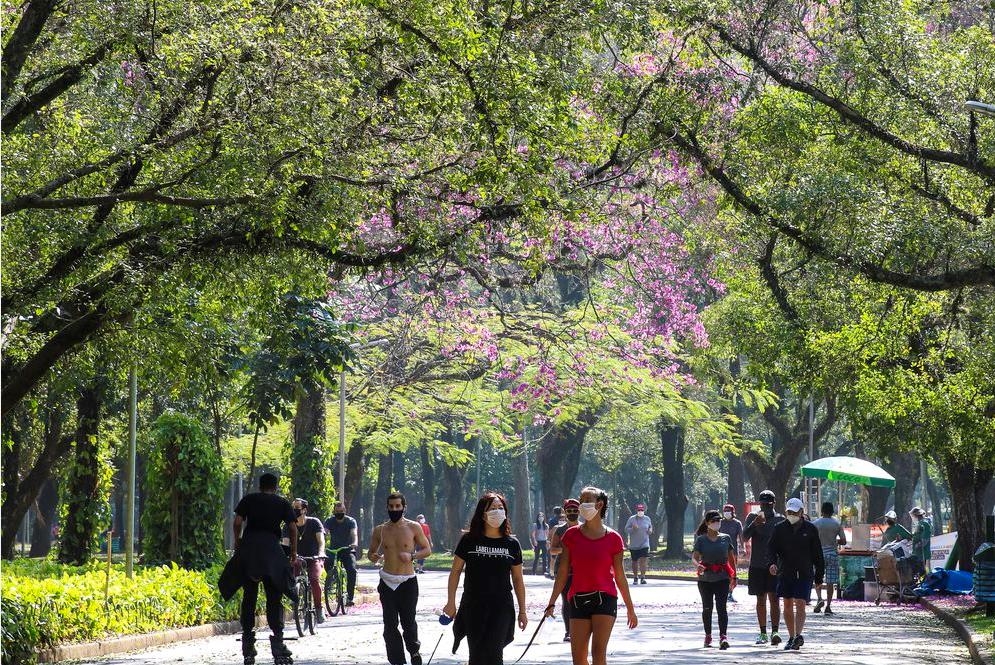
[719,518,743,550]
[323,515,357,549]
[625,514,653,549]
[812,516,846,550]
[693,533,734,582]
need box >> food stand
[800,456,897,595]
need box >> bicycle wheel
[325,569,341,617]
[335,567,346,616]
[305,595,316,635]
[293,580,307,637]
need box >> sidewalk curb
[35,592,379,663]
[919,597,994,665]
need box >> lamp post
[965,100,995,116]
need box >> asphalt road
[69,569,970,664]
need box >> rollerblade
[241,631,256,665]
[270,635,293,665]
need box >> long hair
[467,491,511,539]
[535,513,546,529]
[580,486,609,518]
[695,509,722,536]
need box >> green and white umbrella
[800,456,896,489]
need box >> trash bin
[974,542,995,603]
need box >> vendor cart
[873,542,921,604]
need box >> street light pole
[965,100,995,116]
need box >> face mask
[760,502,773,515]
[636,510,645,517]
[293,509,303,518]
[786,514,801,525]
[485,509,506,528]
[707,521,720,532]
[723,511,732,519]
[388,509,404,523]
[334,512,345,520]
[886,519,895,526]
[565,511,579,522]
[579,502,598,521]
[418,517,425,524]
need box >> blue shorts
[776,576,814,600]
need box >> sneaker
[563,632,571,642]
[728,593,737,602]
[824,606,834,616]
[316,609,325,624]
[814,600,824,613]
[411,653,423,665]
[704,635,713,648]
[633,577,639,585]
[783,637,795,651]
[640,578,647,585]
[719,636,729,650]
[754,633,769,645]
[346,599,355,607]
[770,632,782,646]
[792,635,804,650]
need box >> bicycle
[292,555,324,637]
[324,546,353,617]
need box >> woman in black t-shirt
[444,491,528,665]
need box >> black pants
[339,549,358,601]
[532,542,549,574]
[378,577,420,664]
[697,578,730,636]
[560,574,572,631]
[241,577,284,637]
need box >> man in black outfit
[233,473,297,665]
[289,498,325,622]
[767,497,825,651]
[743,489,784,646]
[324,500,359,606]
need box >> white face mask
[786,514,801,525]
[722,511,732,519]
[579,502,599,521]
[485,509,506,528]
[707,521,720,532]
[636,510,645,517]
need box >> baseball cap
[910,507,925,516]
[758,490,776,502]
[563,498,580,509]
[635,503,646,511]
[723,503,735,512]
[884,510,897,519]
[785,497,804,513]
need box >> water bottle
[435,608,453,625]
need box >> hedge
[1,558,249,665]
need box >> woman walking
[545,486,638,665]
[444,492,528,665]
[531,512,550,576]
[692,509,737,649]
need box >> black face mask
[293,509,303,518]
[760,502,774,515]
[334,512,345,520]
[886,519,896,526]
[388,509,404,523]
[566,512,579,522]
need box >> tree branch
[1,0,60,103]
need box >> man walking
[719,503,744,602]
[549,497,580,642]
[909,507,932,574]
[324,500,359,606]
[368,492,432,665]
[767,497,825,651]
[743,489,784,646]
[812,502,846,615]
[414,514,433,573]
[290,498,326,622]
[232,473,297,665]
[625,503,653,585]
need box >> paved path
[70,570,970,664]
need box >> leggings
[532,542,549,573]
[697,578,730,636]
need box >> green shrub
[0,558,254,663]
[142,414,226,569]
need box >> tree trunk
[420,444,436,530]
[883,452,921,529]
[511,441,530,538]
[535,416,594,511]
[374,452,393,519]
[1,416,24,559]
[647,474,662,550]
[981,478,995,518]
[727,452,746,514]
[59,384,104,565]
[30,478,59,557]
[344,440,365,510]
[660,422,688,559]
[291,381,331,517]
[393,450,406,496]
[943,456,994,572]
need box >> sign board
[931,531,957,571]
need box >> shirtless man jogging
[368,491,432,665]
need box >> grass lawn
[961,607,995,659]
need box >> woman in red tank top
[544,486,638,665]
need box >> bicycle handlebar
[325,546,355,554]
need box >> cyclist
[288,498,325,623]
[324,500,359,606]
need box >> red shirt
[420,523,432,539]
[561,525,624,599]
